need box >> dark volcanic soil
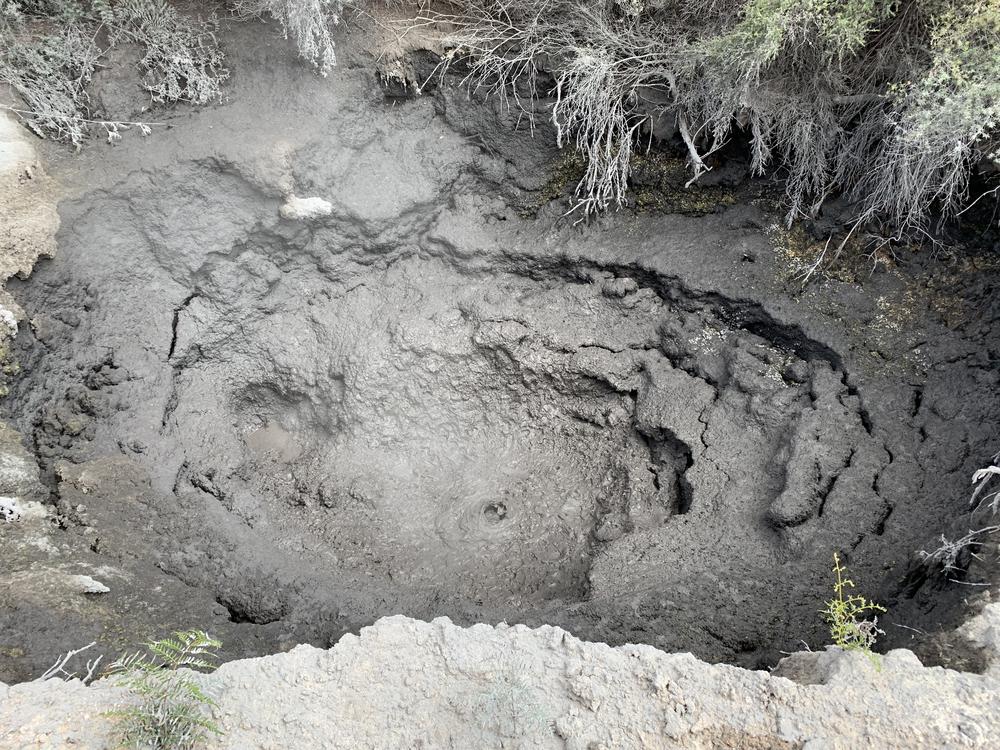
[2,20,999,683]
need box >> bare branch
[41,642,100,684]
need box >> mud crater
[5,66,996,673]
[6,163,881,652]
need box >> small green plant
[105,630,223,750]
[822,552,886,666]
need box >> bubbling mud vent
[4,96,998,676]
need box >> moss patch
[520,148,740,218]
[518,148,587,218]
[630,152,737,216]
[767,223,886,284]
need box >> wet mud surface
[2,23,999,681]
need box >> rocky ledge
[3,610,1000,749]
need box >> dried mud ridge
[2,31,999,682]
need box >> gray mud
[2,21,999,682]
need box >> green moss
[520,147,742,218]
[518,148,587,218]
[630,151,737,216]
[768,223,878,284]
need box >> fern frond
[105,629,223,749]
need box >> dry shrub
[230,0,344,74]
[0,0,227,145]
[430,0,1000,232]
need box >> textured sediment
[3,611,1000,749]
[0,110,58,286]
[0,110,59,372]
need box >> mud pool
[2,24,999,682]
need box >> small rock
[70,575,110,595]
[279,195,333,221]
[594,513,628,542]
[601,277,638,298]
[0,495,20,521]
[0,305,17,336]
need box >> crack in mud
[168,293,198,360]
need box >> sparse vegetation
[231,0,343,74]
[920,526,1000,573]
[972,457,1000,516]
[0,0,366,143]
[105,630,222,750]
[919,453,1000,577]
[0,0,227,145]
[7,0,997,238]
[41,641,103,682]
[428,0,1000,233]
[822,552,886,665]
